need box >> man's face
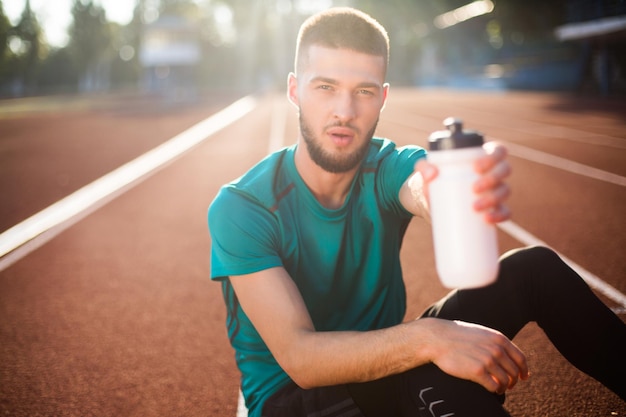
[289,45,388,173]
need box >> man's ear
[287,72,299,108]
[381,82,390,111]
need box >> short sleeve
[376,145,427,216]
[208,186,283,280]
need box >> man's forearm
[277,320,435,389]
[277,317,527,395]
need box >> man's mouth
[327,127,355,145]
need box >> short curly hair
[294,7,389,74]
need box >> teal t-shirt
[208,138,426,416]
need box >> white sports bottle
[427,118,499,289]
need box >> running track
[0,89,624,416]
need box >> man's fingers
[495,341,529,392]
[470,142,512,224]
[480,344,527,394]
[477,334,529,394]
[473,159,511,193]
[478,141,508,170]
[484,204,511,224]
[468,357,511,394]
[474,183,511,211]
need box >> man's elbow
[278,352,318,390]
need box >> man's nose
[333,92,356,122]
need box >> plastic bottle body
[428,147,499,288]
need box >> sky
[5,0,136,47]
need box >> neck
[294,143,359,210]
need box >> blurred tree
[0,0,12,86]
[353,0,432,84]
[37,47,79,93]
[218,0,308,91]
[7,0,45,94]
[193,0,242,91]
[105,1,144,89]
[68,0,113,92]
[108,23,141,89]
[160,0,202,19]
[230,0,266,90]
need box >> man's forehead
[298,45,386,79]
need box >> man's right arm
[229,266,529,393]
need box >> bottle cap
[428,117,484,150]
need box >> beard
[299,113,378,174]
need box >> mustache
[324,121,360,133]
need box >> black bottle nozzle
[429,117,484,151]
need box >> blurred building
[139,15,201,99]
[414,0,626,95]
[555,0,626,95]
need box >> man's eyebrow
[310,77,382,89]
[355,81,383,89]
[310,76,338,85]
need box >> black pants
[261,247,626,417]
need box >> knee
[500,245,583,290]
[501,245,561,268]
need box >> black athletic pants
[261,246,626,417]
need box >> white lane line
[237,389,248,417]
[517,125,626,149]
[383,116,626,187]
[0,96,257,271]
[495,140,626,187]
[235,98,288,417]
[498,220,626,309]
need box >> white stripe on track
[498,220,626,308]
[237,390,248,417]
[0,96,257,271]
[499,140,626,187]
[516,125,626,150]
[235,98,288,417]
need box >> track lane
[0,96,272,416]
[0,90,624,416]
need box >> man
[209,7,625,417]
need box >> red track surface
[1,89,624,416]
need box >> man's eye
[358,89,374,95]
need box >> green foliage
[68,0,112,80]
[37,47,79,93]
[2,0,46,93]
